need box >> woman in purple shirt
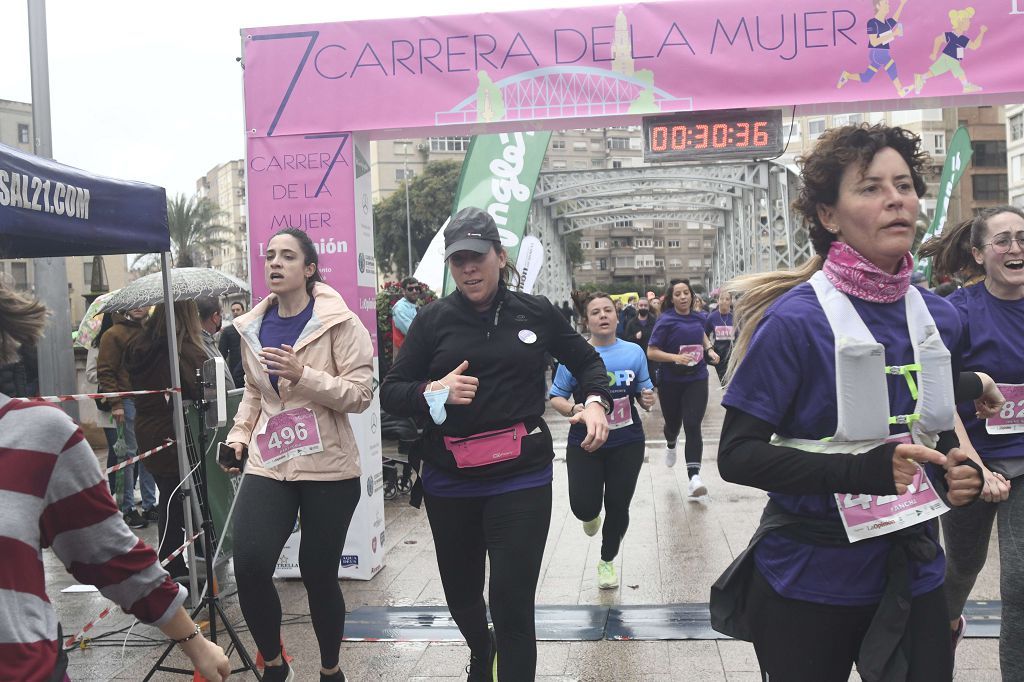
[711,124,983,681]
[919,206,1024,677]
[647,279,718,497]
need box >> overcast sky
[0,0,623,198]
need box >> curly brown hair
[793,123,930,258]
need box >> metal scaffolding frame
[531,164,809,289]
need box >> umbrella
[98,268,248,313]
[74,290,120,349]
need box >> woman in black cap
[381,207,612,682]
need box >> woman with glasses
[919,206,1023,677]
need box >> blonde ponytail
[724,255,823,383]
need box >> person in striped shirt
[0,280,229,681]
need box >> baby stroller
[380,409,418,500]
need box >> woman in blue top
[550,292,655,590]
[919,206,1023,676]
[647,279,718,496]
[712,124,984,682]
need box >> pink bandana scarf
[822,241,914,304]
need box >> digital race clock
[642,109,785,163]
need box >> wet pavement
[56,377,1003,680]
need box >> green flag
[915,127,973,283]
[442,131,552,296]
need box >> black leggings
[233,475,361,670]
[566,441,645,562]
[712,343,731,387]
[153,472,187,578]
[657,379,709,477]
[424,483,552,682]
[747,568,952,681]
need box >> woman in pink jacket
[224,227,374,682]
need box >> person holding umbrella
[223,227,374,682]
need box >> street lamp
[403,142,413,275]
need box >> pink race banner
[242,0,1024,138]
[245,133,379,349]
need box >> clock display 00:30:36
[649,121,771,151]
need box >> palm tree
[165,193,231,267]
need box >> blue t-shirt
[723,282,963,606]
[648,309,709,383]
[948,284,1024,460]
[943,32,970,60]
[867,17,898,49]
[550,339,654,449]
[704,310,734,348]
[259,297,315,393]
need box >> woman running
[705,291,735,387]
[550,292,655,590]
[381,207,611,682]
[711,123,984,681]
[647,279,718,496]
[224,227,375,682]
[914,7,988,94]
[919,206,1023,677]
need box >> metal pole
[404,143,414,274]
[27,0,77,418]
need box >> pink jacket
[226,283,374,481]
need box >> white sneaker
[597,560,618,589]
[688,474,708,497]
[665,447,677,467]
[582,515,602,537]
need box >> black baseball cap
[444,207,501,260]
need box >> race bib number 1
[256,407,324,469]
[835,463,947,542]
[986,384,1024,435]
[608,396,634,430]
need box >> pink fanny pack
[443,422,528,469]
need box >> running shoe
[320,670,346,682]
[951,614,967,651]
[123,509,148,529]
[688,474,708,498]
[664,446,677,468]
[262,661,294,682]
[597,560,618,589]
[143,508,159,522]
[465,628,497,682]
[582,515,602,537]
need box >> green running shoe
[597,560,618,589]
[582,515,602,537]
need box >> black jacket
[217,324,245,388]
[623,314,656,351]
[381,284,611,476]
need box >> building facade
[1007,104,1024,209]
[196,160,248,280]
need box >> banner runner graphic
[442,132,552,297]
[914,127,973,283]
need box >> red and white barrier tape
[105,440,175,475]
[17,388,181,404]
[63,529,205,649]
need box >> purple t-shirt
[867,17,898,49]
[704,310,734,348]
[648,309,709,383]
[723,282,962,606]
[259,298,314,393]
[948,284,1024,460]
[943,32,970,60]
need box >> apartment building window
[615,256,631,268]
[930,133,946,155]
[596,240,608,249]
[687,222,701,230]
[551,140,566,150]
[668,258,682,268]
[832,113,862,127]
[635,255,655,268]
[429,136,471,152]
[703,240,713,249]
[783,121,802,142]
[612,160,623,169]
[808,118,826,139]
[688,258,703,268]
[581,261,593,270]
[393,141,411,154]
[655,258,664,268]
[552,160,567,169]
[635,238,652,248]
[598,258,607,270]
[83,259,93,287]
[973,174,1008,201]
[572,142,587,151]
[581,240,591,249]
[972,140,1007,167]
[613,218,633,228]
[18,124,30,144]
[10,262,28,290]
[1011,113,1024,141]
[687,239,700,249]
[395,168,415,181]
[607,137,630,150]
[667,240,680,248]
[653,239,664,248]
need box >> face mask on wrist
[424,383,450,424]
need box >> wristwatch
[584,394,611,413]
